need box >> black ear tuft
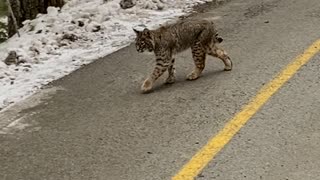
[133,28,140,34]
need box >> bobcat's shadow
[149,69,228,93]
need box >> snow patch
[0,0,215,111]
[0,17,7,24]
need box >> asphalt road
[1,0,320,179]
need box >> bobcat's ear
[133,28,140,34]
[143,28,151,37]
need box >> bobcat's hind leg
[208,45,232,71]
[165,58,176,84]
[141,55,170,93]
[187,41,206,80]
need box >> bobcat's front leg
[141,56,170,93]
[165,58,176,84]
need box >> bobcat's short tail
[215,33,223,43]
[208,21,223,43]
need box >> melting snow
[0,0,214,111]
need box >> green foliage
[0,0,8,17]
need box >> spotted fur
[134,19,232,93]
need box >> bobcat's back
[153,19,219,53]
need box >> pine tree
[8,0,64,37]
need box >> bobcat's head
[133,28,154,53]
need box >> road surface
[1,0,320,179]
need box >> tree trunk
[8,0,64,37]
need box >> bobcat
[134,19,232,93]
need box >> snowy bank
[0,17,6,24]
[0,0,217,111]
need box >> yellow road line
[172,39,320,180]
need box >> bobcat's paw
[186,72,200,81]
[141,79,153,93]
[165,76,175,84]
[224,57,233,71]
